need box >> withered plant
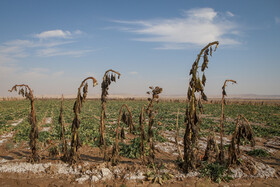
[219,79,237,163]
[183,41,219,172]
[139,105,146,163]
[111,104,134,165]
[175,109,184,162]
[203,128,219,162]
[228,115,255,166]
[59,95,68,160]
[146,86,163,163]
[121,107,135,133]
[9,84,40,163]
[99,69,121,161]
[69,77,98,164]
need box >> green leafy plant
[200,162,232,183]
[119,137,148,159]
[38,131,51,142]
[247,149,270,157]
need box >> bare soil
[0,116,280,187]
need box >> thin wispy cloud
[0,29,90,59]
[113,8,240,49]
[21,68,64,79]
[37,48,92,57]
[226,11,235,17]
[5,39,74,48]
[35,29,71,39]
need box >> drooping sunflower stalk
[139,105,146,163]
[111,104,134,165]
[146,86,163,163]
[175,109,184,162]
[228,115,255,166]
[58,95,68,160]
[219,79,237,163]
[99,69,121,161]
[9,84,40,163]
[183,41,219,173]
[68,77,98,164]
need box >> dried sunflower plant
[111,104,134,165]
[9,84,40,163]
[146,86,163,163]
[228,114,255,166]
[59,95,68,160]
[68,77,98,164]
[139,104,147,163]
[99,69,121,161]
[219,79,237,163]
[183,41,219,173]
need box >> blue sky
[0,0,280,97]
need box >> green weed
[247,149,270,157]
[200,162,232,183]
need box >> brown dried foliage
[59,95,68,160]
[146,86,163,163]
[139,105,146,163]
[9,84,40,163]
[219,80,237,163]
[111,104,134,165]
[228,115,255,166]
[99,69,121,161]
[183,41,219,173]
[121,110,135,133]
[68,77,98,164]
[175,109,184,162]
[203,129,219,162]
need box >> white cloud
[36,48,92,57]
[5,39,74,48]
[275,17,280,24]
[0,29,90,59]
[0,45,28,58]
[183,8,217,21]
[35,29,72,39]
[226,11,235,17]
[34,29,83,39]
[113,8,240,49]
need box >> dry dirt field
[0,99,279,186]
